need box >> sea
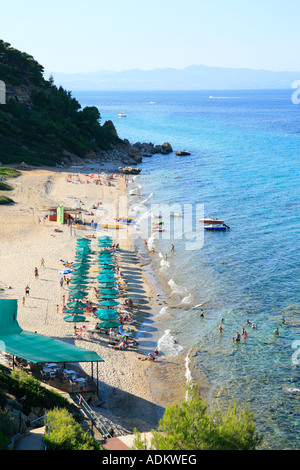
[73,89,300,449]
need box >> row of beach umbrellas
[63,236,122,329]
[96,236,121,328]
[63,237,92,325]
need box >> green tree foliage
[43,408,104,450]
[0,40,121,165]
[133,385,263,450]
[0,40,45,86]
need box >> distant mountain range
[45,65,300,91]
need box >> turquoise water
[76,89,300,449]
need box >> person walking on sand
[40,258,45,268]
[34,267,39,279]
[25,285,30,297]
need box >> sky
[1,0,300,73]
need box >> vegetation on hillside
[0,40,121,166]
[43,408,104,450]
[133,385,263,450]
[0,365,81,449]
[0,166,20,204]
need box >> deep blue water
[75,89,300,449]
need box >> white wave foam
[140,192,153,205]
[157,329,183,357]
[286,388,300,395]
[168,278,188,295]
[160,259,170,270]
[157,306,168,317]
[147,232,157,250]
[185,352,193,384]
[180,293,193,305]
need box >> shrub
[133,385,263,450]
[43,408,104,450]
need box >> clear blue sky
[1,0,300,73]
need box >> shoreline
[0,161,187,436]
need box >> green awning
[0,300,103,364]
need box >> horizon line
[44,64,300,76]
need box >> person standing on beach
[25,285,30,297]
[40,258,45,268]
[34,267,39,279]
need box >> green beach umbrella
[71,276,89,282]
[97,270,116,276]
[64,307,86,314]
[99,296,118,301]
[98,283,117,288]
[66,301,87,308]
[64,314,86,324]
[70,280,89,285]
[98,277,115,281]
[71,275,89,280]
[69,291,89,299]
[97,320,120,329]
[72,269,90,275]
[98,288,119,295]
[69,285,89,291]
[99,300,120,307]
[97,311,119,320]
[96,308,118,316]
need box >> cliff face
[5,84,34,105]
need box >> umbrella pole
[97,361,99,395]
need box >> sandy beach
[0,161,187,436]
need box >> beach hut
[0,300,104,392]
